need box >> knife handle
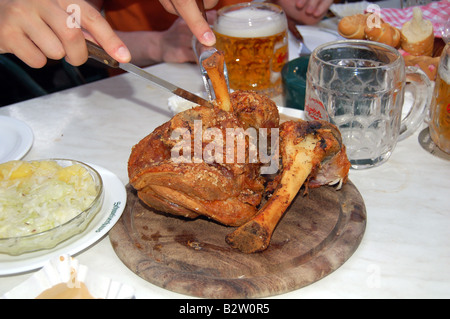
[288,19,304,43]
[86,40,120,68]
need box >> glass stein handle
[398,66,432,141]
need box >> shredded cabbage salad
[0,160,97,238]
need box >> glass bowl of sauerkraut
[0,159,104,255]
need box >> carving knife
[86,40,213,108]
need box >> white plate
[329,1,372,18]
[278,106,305,119]
[289,26,343,60]
[3,254,135,299]
[0,116,34,163]
[0,164,126,275]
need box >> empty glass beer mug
[305,40,432,169]
[213,2,288,97]
[429,43,450,154]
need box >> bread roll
[338,14,369,39]
[365,23,401,48]
[401,7,434,56]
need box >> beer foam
[215,7,286,38]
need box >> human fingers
[312,0,333,17]
[305,0,318,15]
[159,0,219,14]
[22,16,66,61]
[0,0,129,67]
[304,0,331,17]
[0,0,62,67]
[160,18,196,63]
[161,42,195,63]
[36,1,88,66]
[295,0,308,10]
[59,0,130,63]
[4,33,48,68]
[158,0,216,46]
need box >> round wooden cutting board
[109,181,366,298]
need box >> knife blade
[86,40,213,108]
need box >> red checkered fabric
[379,0,450,37]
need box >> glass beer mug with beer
[213,2,288,97]
[429,43,450,154]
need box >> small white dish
[168,92,209,115]
[0,116,34,163]
[278,106,305,120]
[2,254,134,299]
[0,164,126,275]
[0,159,104,256]
[329,1,372,18]
[289,26,343,60]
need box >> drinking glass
[429,43,450,154]
[305,40,432,169]
[213,2,288,97]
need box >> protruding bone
[202,51,232,112]
[225,120,349,253]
